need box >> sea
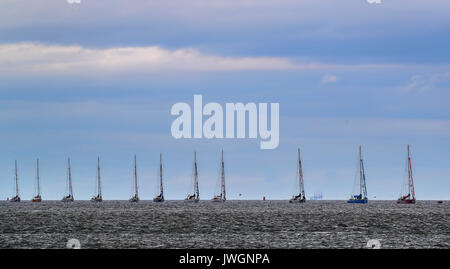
[0,200,448,249]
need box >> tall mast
[97,156,102,197]
[134,154,138,197]
[159,153,163,196]
[68,158,73,197]
[359,145,363,196]
[36,158,40,196]
[359,145,368,198]
[14,160,19,197]
[298,148,305,198]
[221,150,226,200]
[407,145,415,199]
[194,152,199,199]
[359,145,369,198]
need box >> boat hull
[32,196,42,202]
[9,196,21,202]
[289,199,306,203]
[289,195,306,203]
[91,197,103,202]
[129,195,139,203]
[62,196,74,202]
[397,199,416,204]
[347,199,368,204]
[185,194,199,202]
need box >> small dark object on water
[437,201,443,204]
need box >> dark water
[0,200,448,249]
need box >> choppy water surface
[0,200,448,249]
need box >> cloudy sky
[0,0,449,200]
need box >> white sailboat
[397,144,416,204]
[32,158,42,202]
[129,155,139,202]
[91,157,103,202]
[62,158,74,202]
[212,150,226,202]
[10,160,21,202]
[185,152,200,202]
[153,154,164,202]
[290,148,306,203]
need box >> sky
[0,0,449,200]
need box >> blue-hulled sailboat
[347,145,368,204]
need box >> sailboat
[185,152,200,202]
[129,155,139,202]
[347,145,368,204]
[10,160,21,202]
[32,158,42,202]
[212,150,226,202]
[91,157,103,202]
[289,148,306,203]
[153,153,164,202]
[397,144,416,204]
[62,158,74,202]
